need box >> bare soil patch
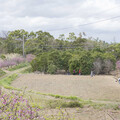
[12,74,120,101]
[41,107,120,120]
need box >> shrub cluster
[31,50,116,75]
[0,90,41,120]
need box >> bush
[47,64,57,74]
[31,53,48,72]
[62,101,83,108]
[0,90,41,119]
[93,58,103,74]
[0,54,6,60]
[69,56,81,75]
[93,52,116,74]
[61,52,72,72]
[69,52,93,75]
[30,50,116,75]
[48,50,62,69]
[47,100,83,109]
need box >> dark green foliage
[69,56,80,75]
[31,49,116,75]
[0,54,6,60]
[61,101,83,108]
[48,50,62,68]
[31,53,48,72]
[0,29,118,75]
[69,52,93,75]
[61,52,72,72]
[47,64,57,74]
[79,53,93,75]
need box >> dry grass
[12,74,120,101]
[4,53,21,60]
[39,107,120,120]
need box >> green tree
[69,52,93,75]
[31,53,48,72]
[25,30,54,54]
[58,34,65,41]
[47,64,57,74]
[67,32,77,42]
[61,51,72,72]
[5,29,28,54]
[48,50,62,69]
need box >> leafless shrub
[93,58,114,74]
[93,58,103,74]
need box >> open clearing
[12,74,120,101]
[1,70,120,120]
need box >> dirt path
[0,66,30,78]
[42,107,120,120]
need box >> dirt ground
[12,74,120,101]
[41,107,120,120]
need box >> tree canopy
[0,29,119,75]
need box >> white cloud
[0,0,120,42]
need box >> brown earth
[12,74,120,101]
[41,107,120,120]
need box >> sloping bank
[0,74,20,90]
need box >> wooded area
[0,29,119,75]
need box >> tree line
[0,29,119,75]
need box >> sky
[0,0,120,43]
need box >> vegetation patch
[21,66,33,74]
[62,101,84,108]
[7,62,29,71]
[46,100,83,109]
[31,50,116,75]
[0,69,6,77]
[47,94,83,101]
[0,90,76,119]
[0,90,41,120]
[0,74,18,89]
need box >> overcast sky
[0,0,120,43]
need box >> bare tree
[93,58,103,74]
